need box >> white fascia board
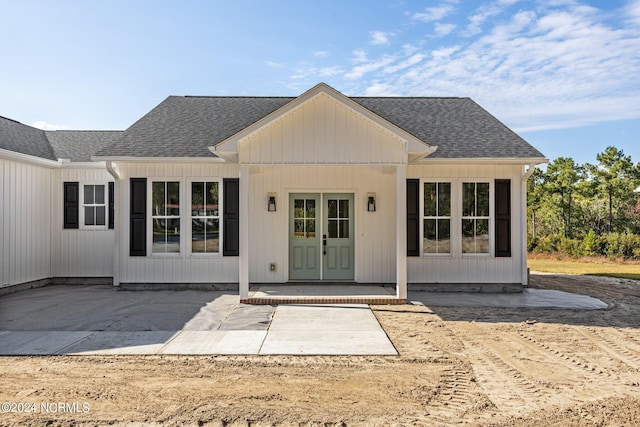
[0,148,60,168]
[414,157,549,165]
[211,82,434,156]
[59,160,108,169]
[90,156,226,163]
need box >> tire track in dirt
[580,327,640,374]
[451,322,556,414]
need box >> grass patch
[528,253,640,280]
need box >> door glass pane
[339,200,349,218]
[438,183,451,216]
[339,219,349,238]
[95,185,105,204]
[294,199,304,218]
[424,183,436,216]
[328,200,338,218]
[306,219,316,238]
[328,219,338,238]
[294,219,305,238]
[84,185,94,204]
[306,199,316,218]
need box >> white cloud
[313,50,330,57]
[351,49,368,63]
[318,66,344,77]
[370,30,394,45]
[31,121,68,131]
[412,2,457,22]
[266,60,283,68]
[434,22,456,37]
[336,1,640,133]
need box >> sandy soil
[1,274,640,426]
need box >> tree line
[528,146,640,259]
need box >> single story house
[0,83,547,302]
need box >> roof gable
[0,116,56,161]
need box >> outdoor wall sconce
[268,192,277,212]
[367,193,376,212]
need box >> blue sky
[1,0,639,166]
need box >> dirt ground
[1,274,640,426]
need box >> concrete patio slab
[159,330,267,355]
[409,288,609,310]
[260,304,397,355]
[62,331,178,355]
[0,331,93,355]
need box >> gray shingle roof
[0,115,56,160]
[96,95,544,160]
[46,130,122,162]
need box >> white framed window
[462,182,491,255]
[151,180,181,254]
[423,182,451,255]
[82,184,107,228]
[190,180,221,255]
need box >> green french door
[289,193,354,281]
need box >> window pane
[438,219,451,253]
[84,207,95,225]
[438,183,451,216]
[192,182,204,215]
[166,218,180,252]
[96,206,106,225]
[339,200,349,218]
[306,199,316,219]
[424,183,436,216]
[477,219,489,253]
[462,183,475,216]
[206,182,219,215]
[153,219,167,253]
[339,219,349,238]
[205,219,220,252]
[84,185,94,204]
[424,219,436,253]
[167,182,180,216]
[462,219,475,253]
[328,199,337,218]
[477,183,490,216]
[328,219,338,238]
[152,182,166,216]
[95,185,105,204]
[192,218,206,253]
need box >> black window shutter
[108,182,115,230]
[130,178,147,256]
[223,178,240,256]
[495,179,511,257]
[63,182,79,229]
[406,179,420,256]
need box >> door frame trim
[286,189,358,282]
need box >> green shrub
[604,232,640,259]
[582,229,601,256]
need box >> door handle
[323,234,327,255]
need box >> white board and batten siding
[116,162,239,284]
[239,92,407,165]
[247,164,397,283]
[407,163,525,284]
[0,159,52,287]
[50,168,115,278]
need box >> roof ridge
[0,115,25,124]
